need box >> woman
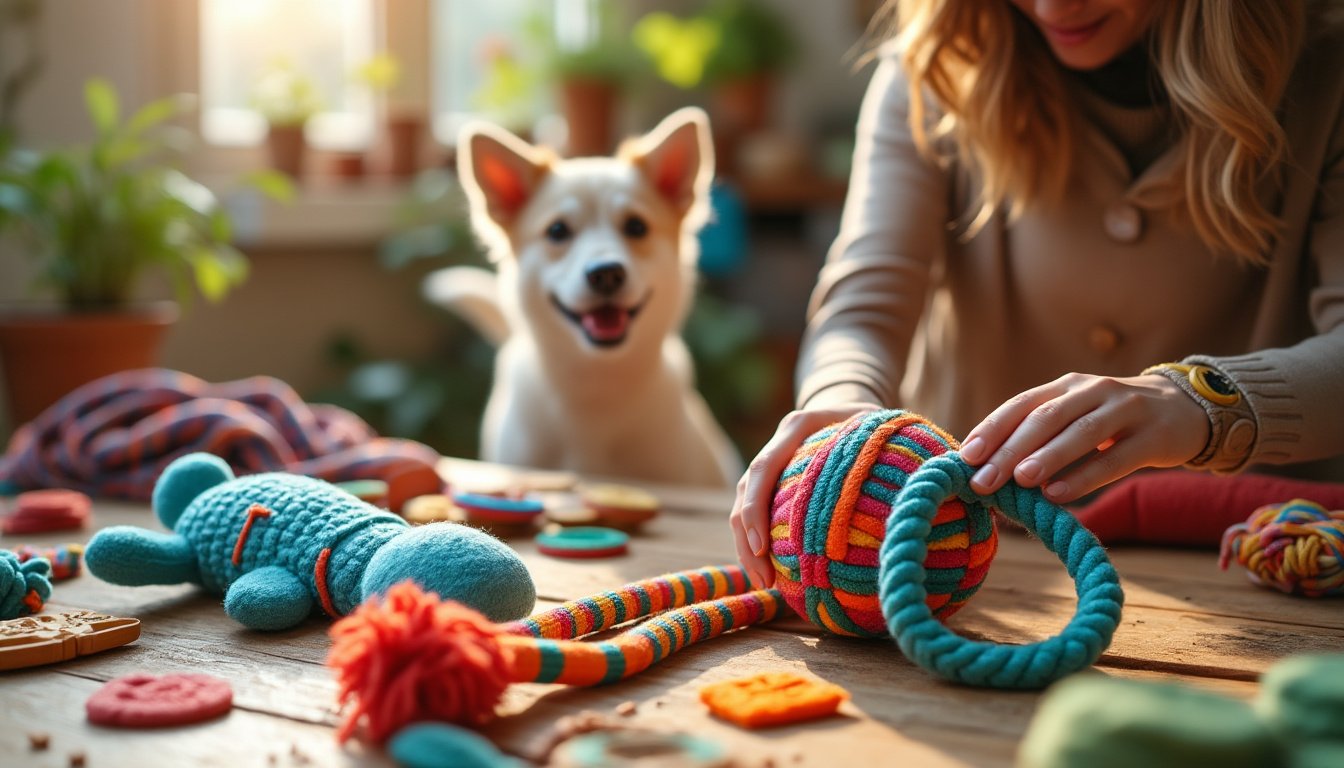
[731,0,1344,587]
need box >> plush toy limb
[224,566,314,630]
[85,526,200,586]
[0,550,53,618]
[152,452,234,529]
[328,568,784,744]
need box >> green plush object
[86,453,535,630]
[1257,655,1344,743]
[1291,742,1344,768]
[1017,676,1284,768]
[388,723,522,768]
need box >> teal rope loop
[878,453,1124,689]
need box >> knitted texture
[882,452,1124,688]
[0,549,52,619]
[769,410,998,637]
[328,566,782,741]
[10,544,82,580]
[86,453,535,631]
[0,368,440,500]
[1219,499,1344,597]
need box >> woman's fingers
[966,376,1098,495]
[730,403,880,588]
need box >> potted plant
[635,0,798,172]
[0,78,292,425]
[252,60,323,179]
[354,52,424,178]
[531,0,642,157]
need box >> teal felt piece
[389,723,522,768]
[86,453,536,631]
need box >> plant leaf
[243,169,296,203]
[85,79,120,135]
[125,93,194,136]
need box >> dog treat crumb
[653,698,666,708]
[68,751,86,767]
[27,732,49,750]
[614,701,637,717]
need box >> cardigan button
[1088,325,1121,353]
[1104,203,1143,243]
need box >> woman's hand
[730,402,883,588]
[960,373,1209,503]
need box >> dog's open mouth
[550,293,650,347]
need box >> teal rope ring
[879,453,1124,689]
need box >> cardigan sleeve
[795,54,951,410]
[1186,62,1344,470]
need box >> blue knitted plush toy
[0,550,53,619]
[85,453,536,631]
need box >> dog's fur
[425,108,742,488]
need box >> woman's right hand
[730,402,883,588]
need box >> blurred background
[0,0,882,462]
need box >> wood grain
[0,461,1338,768]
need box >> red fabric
[1074,471,1344,548]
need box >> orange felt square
[699,672,849,729]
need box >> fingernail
[972,464,999,489]
[1045,481,1069,499]
[1017,458,1041,484]
[746,528,764,556]
[961,437,985,462]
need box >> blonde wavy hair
[875,0,1307,263]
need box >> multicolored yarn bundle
[328,565,781,744]
[1219,499,1344,597]
[772,410,1124,689]
[771,410,998,636]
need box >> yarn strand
[879,453,1124,689]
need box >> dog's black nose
[585,262,626,296]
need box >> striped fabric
[0,369,439,500]
[500,565,781,686]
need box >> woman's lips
[1040,16,1108,47]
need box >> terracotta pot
[711,73,775,176]
[381,112,424,178]
[0,303,178,427]
[265,123,307,179]
[559,78,619,158]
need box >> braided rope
[879,453,1124,689]
[1219,499,1344,596]
[507,565,751,640]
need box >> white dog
[425,108,742,488]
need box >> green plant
[251,60,323,128]
[635,0,798,89]
[0,78,293,310]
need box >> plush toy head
[87,453,536,630]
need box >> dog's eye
[622,215,648,239]
[545,220,572,243]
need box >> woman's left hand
[959,372,1209,503]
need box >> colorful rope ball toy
[770,409,1125,689]
[770,410,998,636]
[1219,499,1344,597]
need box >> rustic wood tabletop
[4,458,1341,768]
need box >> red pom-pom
[328,581,512,744]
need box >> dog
[424,108,743,488]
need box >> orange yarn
[327,582,512,744]
[699,672,849,729]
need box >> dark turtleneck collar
[1070,41,1167,109]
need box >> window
[199,0,375,150]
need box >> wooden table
[5,459,1342,767]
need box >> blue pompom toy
[85,453,535,630]
[0,550,53,619]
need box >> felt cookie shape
[86,673,233,728]
[2,490,92,534]
[0,610,140,671]
[85,453,536,631]
[699,672,849,729]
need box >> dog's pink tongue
[581,306,630,342]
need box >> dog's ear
[458,123,551,229]
[625,107,714,219]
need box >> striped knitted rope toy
[1219,499,1344,597]
[327,565,782,744]
[771,410,1124,689]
